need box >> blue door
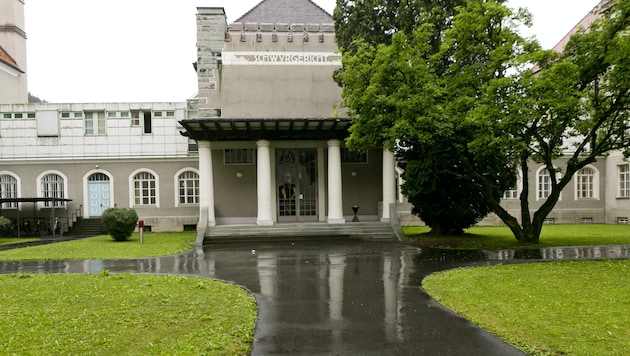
[88,173,111,217]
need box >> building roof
[551,0,618,52]
[0,45,23,73]
[234,0,333,25]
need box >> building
[0,0,27,103]
[0,0,628,238]
[180,0,396,236]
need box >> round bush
[101,208,139,242]
[0,216,11,236]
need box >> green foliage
[423,260,630,355]
[0,273,257,355]
[101,208,139,241]
[0,216,10,236]
[338,0,523,235]
[339,0,630,243]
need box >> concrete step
[205,222,397,242]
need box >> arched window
[178,171,199,204]
[538,168,552,199]
[0,174,18,208]
[576,167,595,199]
[133,171,156,205]
[41,173,65,207]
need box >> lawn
[423,260,630,356]
[0,231,196,261]
[0,231,258,355]
[0,272,257,355]
[404,224,630,249]
[0,237,38,245]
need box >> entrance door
[87,173,111,217]
[276,149,318,222]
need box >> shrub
[0,216,11,236]
[101,208,139,242]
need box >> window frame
[84,111,106,136]
[0,172,19,209]
[618,164,630,198]
[37,171,68,208]
[575,165,599,200]
[130,169,160,207]
[175,168,200,206]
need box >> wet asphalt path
[0,238,532,355]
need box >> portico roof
[179,117,351,142]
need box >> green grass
[0,237,38,245]
[0,231,196,261]
[0,272,257,355]
[422,260,630,356]
[404,224,630,249]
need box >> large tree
[337,0,630,242]
[472,0,630,242]
[337,0,521,235]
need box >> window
[618,217,628,224]
[538,168,552,199]
[133,172,157,205]
[619,164,630,198]
[576,167,595,199]
[503,188,518,199]
[178,171,199,204]
[224,149,254,164]
[0,174,18,208]
[143,112,152,134]
[131,110,141,126]
[41,173,65,207]
[85,111,106,135]
[341,148,368,163]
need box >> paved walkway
[1,239,629,355]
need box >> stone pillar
[198,141,216,227]
[327,140,345,224]
[257,140,273,225]
[382,147,396,222]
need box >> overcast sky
[25,0,601,103]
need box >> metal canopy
[179,118,352,142]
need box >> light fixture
[236,172,243,178]
[351,171,357,177]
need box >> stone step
[205,222,397,241]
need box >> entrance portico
[180,118,397,231]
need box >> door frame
[275,148,319,222]
[83,170,114,218]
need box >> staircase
[204,221,398,243]
[68,218,106,237]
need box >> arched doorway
[87,173,111,217]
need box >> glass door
[276,149,318,222]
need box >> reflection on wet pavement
[1,240,628,355]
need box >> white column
[382,147,396,222]
[257,140,274,225]
[327,140,345,224]
[198,141,216,227]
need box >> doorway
[87,173,111,217]
[276,149,318,222]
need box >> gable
[234,0,333,25]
